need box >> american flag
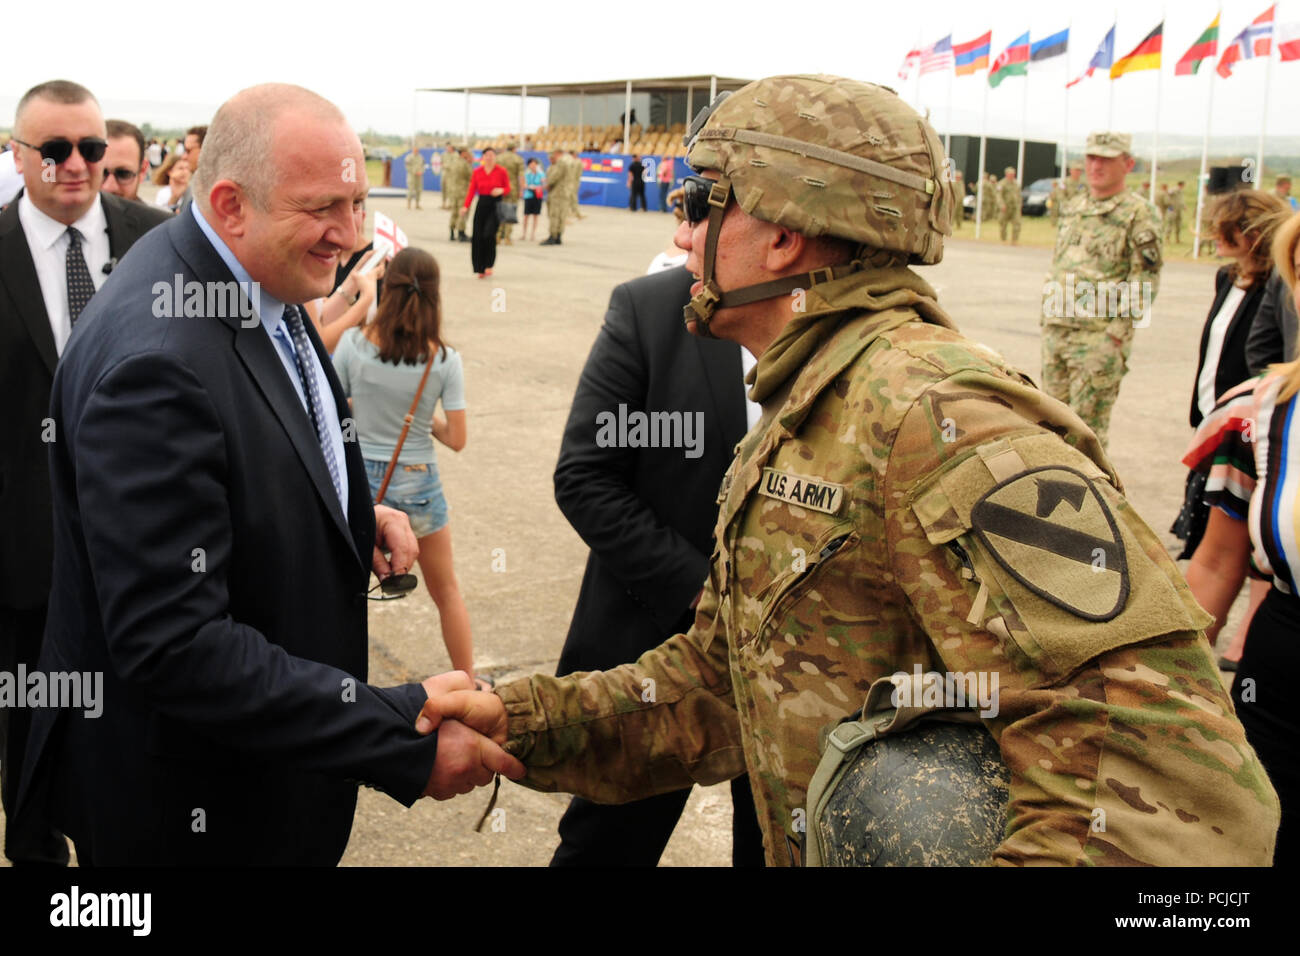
[1218,4,1275,78]
[919,35,954,75]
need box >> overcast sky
[4,0,1295,151]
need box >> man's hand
[423,719,526,799]
[372,504,418,578]
[416,673,508,744]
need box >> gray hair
[193,83,345,212]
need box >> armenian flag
[989,32,1030,87]
[1176,14,1220,75]
[1110,22,1163,78]
[953,31,992,76]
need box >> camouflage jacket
[996,178,1020,214]
[442,153,468,191]
[499,268,1278,866]
[1046,189,1163,337]
[498,150,525,199]
[546,158,574,196]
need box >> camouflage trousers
[407,180,422,207]
[497,219,514,241]
[446,187,468,232]
[999,210,1021,242]
[1164,209,1182,243]
[1040,324,1131,450]
[548,194,570,238]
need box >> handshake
[416,672,526,799]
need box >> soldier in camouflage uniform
[979,172,997,225]
[432,77,1277,866]
[997,166,1021,243]
[565,150,584,221]
[1066,165,1085,201]
[440,144,455,208]
[496,143,526,245]
[1048,179,1065,225]
[1165,181,1185,243]
[404,146,424,210]
[1042,131,1163,450]
[540,150,573,246]
[444,148,471,242]
[1154,185,1170,237]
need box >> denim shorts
[365,458,449,537]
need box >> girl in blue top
[333,247,482,686]
[523,157,545,241]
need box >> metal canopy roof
[416,75,752,97]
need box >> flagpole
[1193,41,1216,260]
[1108,9,1118,127]
[976,77,989,239]
[945,31,954,158]
[1062,18,1072,177]
[1017,55,1028,185]
[1150,8,1165,205]
[1254,16,1275,191]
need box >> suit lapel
[168,213,364,566]
[0,202,57,376]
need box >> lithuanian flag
[1176,14,1220,75]
[1110,22,1163,78]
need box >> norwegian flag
[919,35,954,75]
[898,47,921,80]
[1218,4,1275,78]
[371,211,408,258]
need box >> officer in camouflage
[1042,130,1163,449]
[540,149,574,246]
[432,77,1277,866]
[1165,181,1185,244]
[444,147,472,242]
[997,166,1021,243]
[405,145,425,210]
[496,143,526,245]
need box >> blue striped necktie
[281,305,343,503]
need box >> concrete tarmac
[2,198,1240,867]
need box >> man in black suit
[17,82,519,865]
[0,80,171,865]
[549,265,764,866]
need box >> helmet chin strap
[683,177,864,337]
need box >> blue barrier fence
[391,149,685,210]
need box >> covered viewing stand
[416,75,753,153]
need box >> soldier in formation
[997,166,1021,244]
[432,77,1278,867]
[404,145,424,211]
[1042,131,1163,450]
[496,143,526,246]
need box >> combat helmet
[681,74,955,333]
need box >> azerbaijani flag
[989,32,1030,87]
[953,31,992,76]
[1111,22,1163,78]
[1067,25,1115,87]
[1176,14,1220,74]
[1218,5,1275,78]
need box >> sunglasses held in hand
[12,136,108,165]
[368,572,418,601]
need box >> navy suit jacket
[553,266,748,674]
[19,209,438,864]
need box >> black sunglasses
[367,572,418,601]
[682,175,727,225]
[103,166,139,184]
[13,136,108,166]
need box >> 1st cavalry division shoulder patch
[758,468,845,516]
[970,466,1129,621]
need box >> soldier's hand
[416,673,510,746]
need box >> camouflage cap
[1085,131,1131,158]
[685,74,953,265]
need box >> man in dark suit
[549,264,764,866]
[0,80,171,865]
[17,82,519,865]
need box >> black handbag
[496,200,519,225]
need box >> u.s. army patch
[970,466,1129,621]
[758,468,844,515]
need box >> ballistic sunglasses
[13,136,108,165]
[682,174,728,225]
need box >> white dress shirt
[1197,284,1247,419]
[18,192,111,356]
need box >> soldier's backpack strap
[803,672,981,867]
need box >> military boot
[458,231,470,242]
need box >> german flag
[1110,22,1163,78]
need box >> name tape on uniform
[758,469,845,515]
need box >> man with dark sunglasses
[101,119,150,203]
[0,79,170,866]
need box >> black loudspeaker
[1208,165,1251,195]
